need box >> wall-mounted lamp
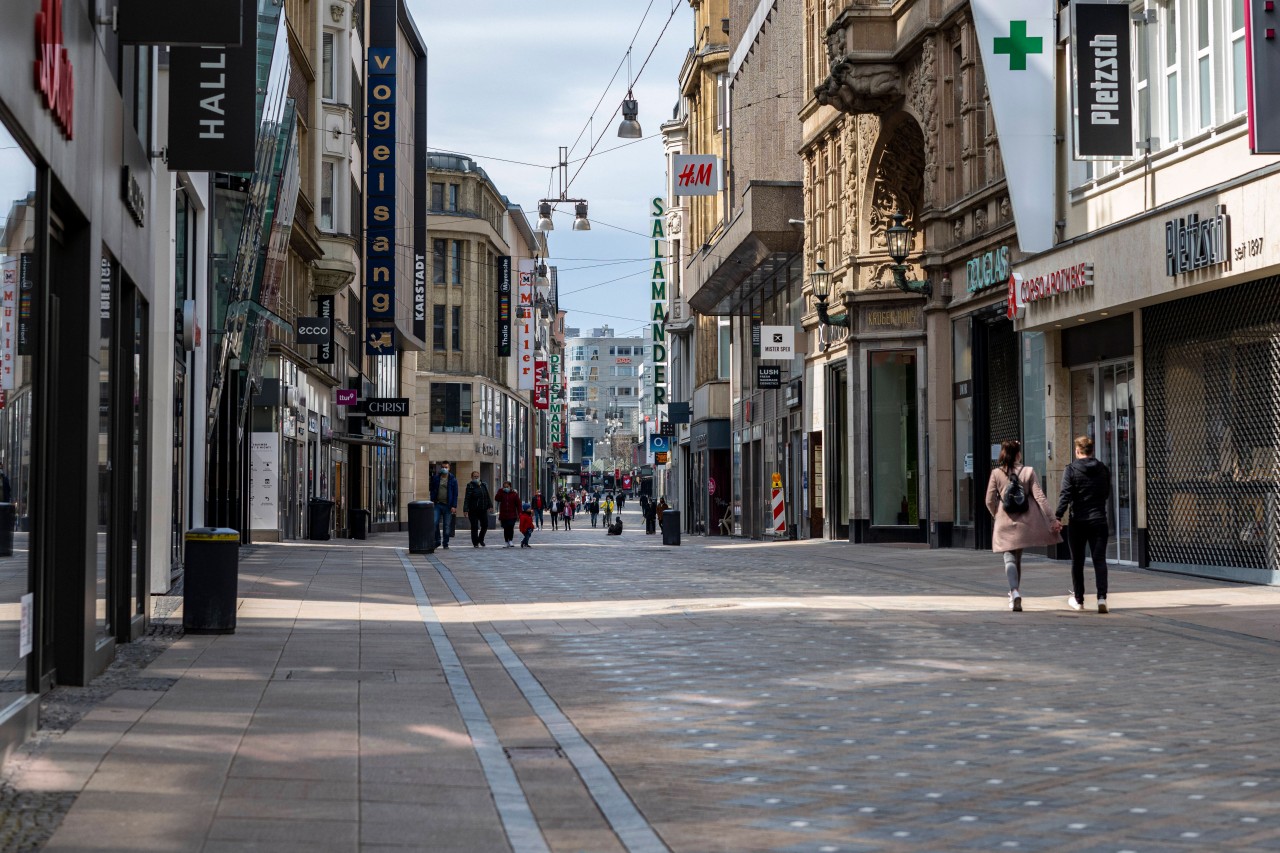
[885,212,932,296]
[810,260,850,351]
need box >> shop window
[869,351,919,526]
[430,383,472,433]
[953,319,974,527]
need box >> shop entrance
[1070,360,1137,563]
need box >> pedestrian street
[11,506,1280,852]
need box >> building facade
[565,327,645,491]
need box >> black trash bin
[660,510,681,546]
[408,500,437,554]
[350,508,370,540]
[307,498,334,541]
[184,527,240,634]
[0,503,14,557]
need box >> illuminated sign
[517,268,534,389]
[548,353,562,443]
[366,45,396,337]
[34,0,74,140]
[497,256,512,356]
[671,155,720,196]
[649,197,667,407]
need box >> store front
[687,419,730,535]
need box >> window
[617,387,634,397]
[1162,3,1181,143]
[608,346,616,355]
[431,182,445,211]
[570,386,587,402]
[571,346,585,360]
[570,367,584,381]
[430,383,472,433]
[451,240,463,285]
[588,366,599,381]
[718,318,731,380]
[319,160,335,231]
[452,306,462,350]
[1194,0,1214,130]
[433,239,446,284]
[321,31,336,101]
[715,72,730,131]
[617,346,631,355]
[448,184,459,212]
[433,305,446,351]
[1230,0,1247,116]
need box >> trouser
[1070,518,1110,601]
[590,512,598,527]
[502,519,516,543]
[436,511,454,547]
[551,513,559,530]
[521,529,532,546]
[534,508,543,528]
[564,515,572,530]
[603,512,612,525]
[468,511,488,546]
[646,516,656,534]
[1002,549,1023,592]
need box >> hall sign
[966,245,1011,293]
[1165,205,1230,277]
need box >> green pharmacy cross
[993,20,1043,71]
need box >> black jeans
[501,518,517,543]
[1069,518,1110,601]
[468,511,488,546]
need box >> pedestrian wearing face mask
[462,471,492,548]
[496,480,522,547]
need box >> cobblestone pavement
[5,508,1280,852]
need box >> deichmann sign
[1165,205,1231,277]
[548,353,563,443]
[649,198,667,406]
[1072,2,1134,159]
[34,0,74,140]
[117,0,243,46]
[496,256,512,357]
[295,317,332,345]
[966,245,1011,293]
[168,0,257,172]
[365,29,397,339]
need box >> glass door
[1070,360,1136,562]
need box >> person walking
[656,497,669,526]
[496,480,521,547]
[428,462,458,549]
[549,494,561,531]
[641,495,656,535]
[532,493,545,529]
[602,495,614,527]
[588,495,600,527]
[519,502,536,548]
[563,499,574,531]
[617,493,626,511]
[462,471,492,548]
[985,439,1062,612]
[1056,435,1113,613]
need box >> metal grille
[1144,276,1280,573]
[987,320,1020,445]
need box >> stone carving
[953,219,964,242]
[815,61,904,115]
[868,262,897,289]
[840,117,858,260]
[906,36,939,204]
[867,119,925,251]
[999,196,1011,221]
[667,209,682,237]
[974,207,987,232]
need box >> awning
[332,433,394,447]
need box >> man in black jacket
[1056,435,1112,613]
[462,471,493,548]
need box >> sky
[407,0,693,342]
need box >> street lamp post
[885,212,932,296]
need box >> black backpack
[1001,467,1029,515]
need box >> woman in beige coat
[986,439,1062,611]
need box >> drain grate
[504,746,565,761]
[282,669,397,682]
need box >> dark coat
[429,471,458,509]
[1056,456,1112,523]
[496,488,521,521]
[463,480,492,514]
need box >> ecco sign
[295,317,332,345]
[365,397,410,417]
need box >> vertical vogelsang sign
[1072,2,1133,159]
[497,256,512,357]
[366,40,397,334]
[649,197,667,407]
[517,266,535,389]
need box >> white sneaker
[1097,598,1108,614]
[1067,595,1084,611]
[1009,591,1022,612]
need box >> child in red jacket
[519,503,535,548]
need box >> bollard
[183,528,240,634]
